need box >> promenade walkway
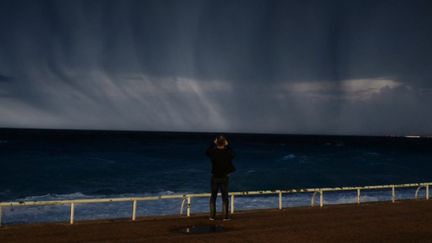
[1,200,432,242]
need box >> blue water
[0,129,431,224]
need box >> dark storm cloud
[0,74,13,83]
[0,0,432,135]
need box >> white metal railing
[0,182,430,226]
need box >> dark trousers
[210,176,229,218]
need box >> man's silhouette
[206,135,236,221]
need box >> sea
[0,128,431,224]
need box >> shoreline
[2,200,432,242]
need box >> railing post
[132,200,137,221]
[427,185,430,200]
[357,188,361,204]
[319,190,324,207]
[231,194,235,214]
[0,206,2,227]
[70,203,75,225]
[187,196,191,217]
[278,191,282,210]
[180,197,186,215]
[311,191,318,207]
[392,186,396,203]
[415,186,421,199]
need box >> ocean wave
[323,142,344,147]
[14,191,179,202]
[281,154,296,160]
[88,157,117,164]
[365,152,381,156]
[0,189,11,198]
[17,192,92,202]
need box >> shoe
[223,217,231,221]
[209,217,215,221]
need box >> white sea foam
[365,152,381,156]
[88,157,117,164]
[14,191,179,202]
[17,192,91,202]
[281,154,296,160]
[0,189,11,196]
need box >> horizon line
[0,126,431,138]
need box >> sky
[0,0,432,135]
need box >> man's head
[215,135,228,148]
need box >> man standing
[206,135,236,221]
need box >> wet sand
[1,200,432,242]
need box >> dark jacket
[206,142,236,178]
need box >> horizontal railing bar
[319,183,428,192]
[0,195,187,207]
[1,182,430,207]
